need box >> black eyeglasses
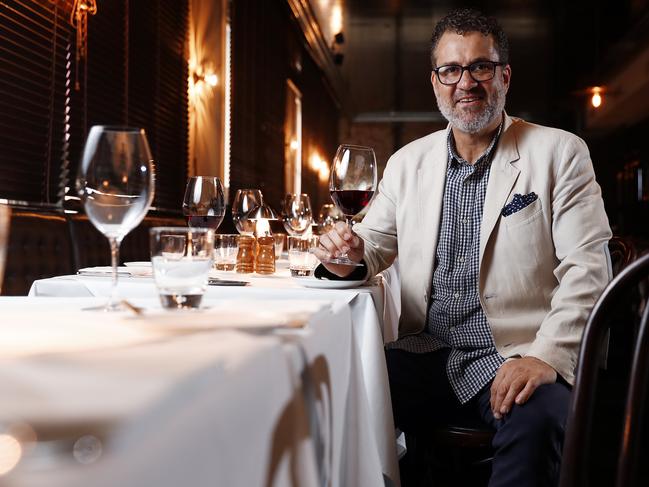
[433,61,504,85]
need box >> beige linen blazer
[354,114,612,384]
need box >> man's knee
[496,382,570,445]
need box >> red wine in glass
[329,189,374,217]
[183,176,225,231]
[325,144,377,266]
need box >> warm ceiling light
[591,87,602,108]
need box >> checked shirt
[388,123,505,403]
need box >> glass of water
[287,236,319,277]
[150,227,214,309]
[214,234,239,271]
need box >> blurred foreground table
[9,265,401,486]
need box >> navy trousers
[386,348,571,487]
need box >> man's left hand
[490,357,557,419]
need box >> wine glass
[76,126,155,310]
[232,189,263,235]
[281,193,313,236]
[182,176,225,229]
[316,203,344,234]
[327,144,377,266]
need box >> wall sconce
[189,67,218,101]
[590,86,603,108]
[574,85,615,110]
[310,153,330,182]
[330,31,345,65]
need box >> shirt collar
[447,118,503,168]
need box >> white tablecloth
[11,266,401,486]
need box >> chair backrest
[67,214,185,270]
[560,253,649,487]
[608,236,636,277]
[3,210,75,295]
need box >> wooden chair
[429,236,637,485]
[560,252,649,487]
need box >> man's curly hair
[430,9,509,68]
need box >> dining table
[0,259,402,486]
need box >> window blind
[0,0,189,212]
[0,0,71,206]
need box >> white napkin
[78,266,152,277]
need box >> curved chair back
[560,253,649,487]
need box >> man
[314,8,612,487]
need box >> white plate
[292,277,367,289]
[124,261,151,267]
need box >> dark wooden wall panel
[231,0,339,214]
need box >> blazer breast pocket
[503,198,543,228]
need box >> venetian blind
[0,0,189,211]
[0,0,72,206]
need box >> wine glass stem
[108,237,121,308]
[341,217,354,259]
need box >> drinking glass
[183,176,225,230]
[214,234,239,271]
[287,236,319,276]
[76,126,155,310]
[281,193,313,236]
[150,227,214,309]
[273,232,286,259]
[326,144,377,266]
[232,189,263,235]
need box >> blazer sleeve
[524,135,612,381]
[353,153,401,279]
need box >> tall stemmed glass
[327,144,377,266]
[281,193,313,236]
[232,189,263,235]
[183,176,225,230]
[76,126,155,310]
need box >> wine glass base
[81,301,126,312]
[320,256,364,267]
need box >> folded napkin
[78,266,152,278]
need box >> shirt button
[449,326,456,332]
[462,218,469,224]
[457,256,464,263]
[453,292,460,299]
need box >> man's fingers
[499,379,525,415]
[492,377,511,419]
[490,372,504,412]
[515,381,537,405]
[311,246,331,261]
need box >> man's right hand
[312,221,365,277]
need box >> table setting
[0,129,400,486]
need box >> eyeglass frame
[433,60,506,85]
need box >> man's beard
[436,85,506,134]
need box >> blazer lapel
[417,135,448,295]
[479,116,521,264]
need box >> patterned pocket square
[501,192,538,217]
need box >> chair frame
[560,253,649,487]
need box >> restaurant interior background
[1,0,649,294]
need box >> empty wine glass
[232,189,263,235]
[76,126,155,310]
[281,193,313,236]
[326,144,377,266]
[183,176,225,230]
